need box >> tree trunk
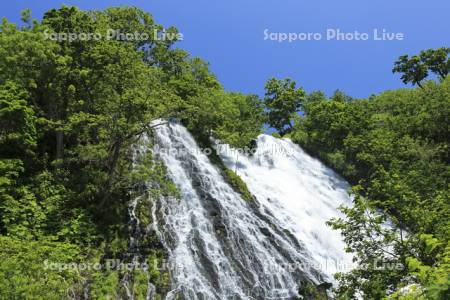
[56,130,64,163]
[100,139,123,207]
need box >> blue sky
[2,0,449,98]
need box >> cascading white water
[151,121,353,300]
[217,135,354,280]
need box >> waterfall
[151,121,353,300]
[217,135,354,280]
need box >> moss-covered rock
[298,280,332,300]
[193,133,255,202]
[223,168,253,201]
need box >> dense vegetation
[0,6,263,299]
[0,5,448,300]
[283,59,449,298]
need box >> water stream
[150,122,353,299]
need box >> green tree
[420,48,450,80]
[393,55,428,88]
[263,78,304,135]
[393,47,449,87]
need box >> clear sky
[2,0,449,98]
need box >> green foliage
[0,236,84,300]
[0,82,36,158]
[2,4,447,300]
[214,93,264,148]
[393,47,449,87]
[224,168,253,201]
[294,76,450,299]
[393,55,429,87]
[184,89,264,148]
[405,237,450,300]
[0,5,264,298]
[264,77,305,135]
[89,270,120,299]
[297,280,330,300]
[327,194,409,299]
